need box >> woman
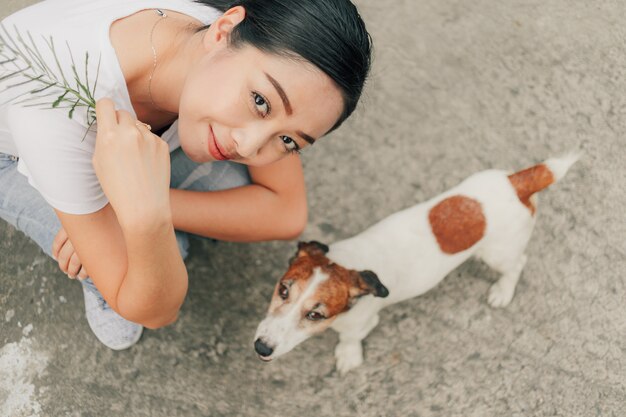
[0,0,371,349]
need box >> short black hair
[195,0,372,132]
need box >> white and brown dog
[254,155,578,374]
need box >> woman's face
[177,11,344,166]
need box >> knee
[143,312,179,330]
[175,231,190,260]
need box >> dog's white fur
[256,155,578,374]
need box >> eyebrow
[264,72,317,146]
[297,131,316,145]
[265,72,292,115]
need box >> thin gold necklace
[148,9,175,114]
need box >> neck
[120,11,204,129]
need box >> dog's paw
[335,341,363,375]
[488,281,515,308]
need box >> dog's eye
[278,284,289,300]
[306,311,325,321]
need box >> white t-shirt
[0,0,220,214]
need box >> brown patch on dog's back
[429,195,486,254]
[508,164,554,215]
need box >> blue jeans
[0,147,250,271]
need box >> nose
[254,338,274,357]
[232,127,269,158]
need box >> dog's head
[254,241,389,361]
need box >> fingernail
[135,121,152,131]
[52,255,57,261]
[67,274,75,279]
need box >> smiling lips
[208,125,234,161]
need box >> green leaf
[0,24,100,134]
[68,99,79,119]
[52,91,68,108]
[91,54,101,100]
[0,67,28,82]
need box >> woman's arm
[52,144,307,282]
[53,99,188,328]
[169,153,308,241]
[55,204,187,329]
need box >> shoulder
[6,105,108,215]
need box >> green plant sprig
[0,23,101,139]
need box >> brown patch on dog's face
[267,251,320,314]
[311,265,358,318]
[268,252,352,320]
[267,246,385,324]
[428,195,486,254]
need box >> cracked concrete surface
[1,0,625,416]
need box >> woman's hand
[92,98,172,230]
[52,227,88,280]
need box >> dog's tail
[508,152,580,214]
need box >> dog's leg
[486,253,528,307]
[479,208,536,308]
[334,312,380,375]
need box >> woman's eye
[306,311,325,321]
[251,92,270,117]
[278,284,289,300]
[281,136,300,154]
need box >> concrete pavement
[1,0,625,416]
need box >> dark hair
[195,0,372,132]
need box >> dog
[254,154,579,374]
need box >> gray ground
[1,0,625,416]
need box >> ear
[349,270,389,301]
[289,241,329,265]
[202,6,246,49]
[298,240,329,256]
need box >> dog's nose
[254,338,274,357]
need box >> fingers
[95,98,117,129]
[52,227,86,279]
[116,109,135,126]
[56,237,85,280]
[56,237,74,275]
[96,99,144,133]
[95,98,155,140]
[135,121,152,132]
[52,227,68,260]
[77,266,89,280]
[116,110,151,133]
[67,252,83,278]
[116,110,157,143]
[92,100,172,225]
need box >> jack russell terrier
[254,154,579,374]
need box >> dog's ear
[298,241,329,256]
[289,241,329,264]
[349,270,389,302]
